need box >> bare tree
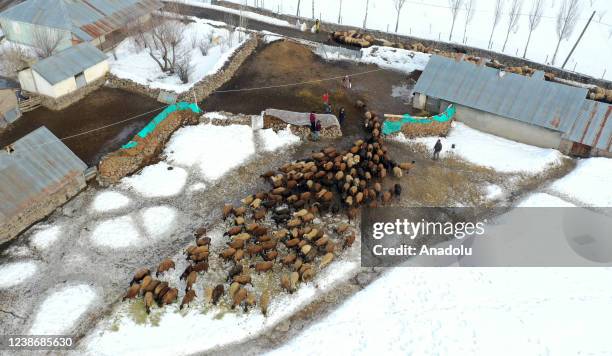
[32,27,64,58]
[363,0,370,29]
[224,14,237,47]
[238,6,249,41]
[523,0,545,58]
[462,0,477,44]
[175,53,193,84]
[552,0,581,65]
[488,0,505,49]
[338,0,343,23]
[141,15,185,73]
[394,0,407,33]
[0,44,34,79]
[448,0,463,41]
[296,0,301,17]
[502,0,523,52]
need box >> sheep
[144,291,155,314]
[212,284,224,305]
[123,284,140,301]
[185,271,198,292]
[161,288,178,305]
[180,290,196,310]
[130,268,150,285]
[255,261,273,273]
[156,258,175,277]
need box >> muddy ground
[0,88,163,166]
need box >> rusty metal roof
[0,126,86,221]
[32,42,107,85]
[0,0,163,41]
[414,55,589,133]
[565,100,612,152]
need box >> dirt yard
[0,88,163,166]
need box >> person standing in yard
[313,119,322,141]
[433,139,442,160]
[342,75,352,89]
[322,92,330,112]
[309,112,317,140]
[338,107,346,125]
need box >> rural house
[0,0,163,50]
[0,77,21,129]
[17,42,109,99]
[0,126,87,243]
[413,55,612,158]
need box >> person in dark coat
[309,112,316,132]
[338,107,346,125]
[313,119,322,141]
[433,139,442,160]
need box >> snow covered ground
[0,261,38,288]
[390,121,564,174]
[30,285,98,335]
[550,157,612,207]
[320,45,431,74]
[267,268,612,356]
[109,18,249,93]
[222,0,612,81]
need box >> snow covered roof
[414,55,589,134]
[0,126,87,221]
[31,42,107,85]
[265,109,340,128]
[0,0,163,41]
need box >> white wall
[83,60,110,83]
[18,69,37,93]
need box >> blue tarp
[382,104,455,135]
[122,102,201,149]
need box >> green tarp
[382,104,455,135]
[122,102,201,149]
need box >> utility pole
[562,11,596,69]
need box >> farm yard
[0,1,612,355]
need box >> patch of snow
[4,245,31,258]
[165,124,255,181]
[267,268,612,356]
[392,122,564,174]
[91,191,130,212]
[258,126,301,151]
[141,206,178,239]
[360,46,430,73]
[260,30,284,43]
[84,260,359,355]
[121,162,187,198]
[109,18,248,93]
[172,1,295,28]
[30,225,62,250]
[203,112,229,120]
[30,285,97,335]
[188,182,207,192]
[0,261,38,289]
[550,158,612,207]
[517,193,576,208]
[391,84,413,98]
[90,216,141,248]
[485,184,503,201]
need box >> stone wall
[215,1,611,90]
[106,35,259,103]
[98,110,199,185]
[264,115,342,138]
[0,174,85,244]
[39,77,107,111]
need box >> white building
[18,43,109,99]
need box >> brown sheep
[156,258,175,277]
[131,268,150,285]
[153,281,169,298]
[246,244,263,256]
[227,264,243,281]
[220,247,236,259]
[139,275,152,293]
[232,288,247,309]
[223,204,234,220]
[265,250,279,261]
[142,279,161,294]
[180,290,196,310]
[233,249,245,262]
[226,226,242,236]
[233,274,252,285]
[196,237,211,246]
[123,284,140,301]
[144,291,155,314]
[161,288,178,305]
[192,261,209,273]
[255,261,273,272]
[212,284,224,305]
[185,271,198,292]
[345,231,356,248]
[260,290,271,316]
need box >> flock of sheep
[122,99,415,316]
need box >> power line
[3,68,383,154]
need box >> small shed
[0,126,87,243]
[18,42,109,99]
[0,77,21,129]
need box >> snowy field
[319,45,431,74]
[109,18,249,93]
[390,121,564,174]
[550,157,612,207]
[220,0,611,81]
[267,268,612,356]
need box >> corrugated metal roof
[565,100,612,152]
[0,76,19,89]
[0,126,87,221]
[32,42,107,84]
[0,0,163,41]
[414,55,589,133]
